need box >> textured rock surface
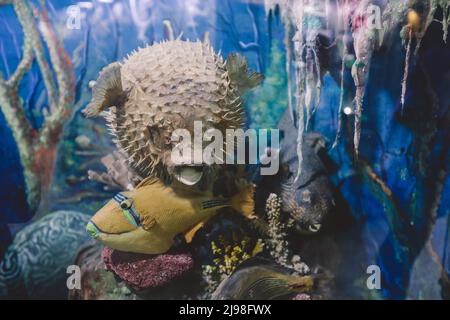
[0,211,92,299]
[69,243,137,300]
[102,247,194,292]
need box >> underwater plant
[265,193,309,274]
[0,0,75,212]
[265,0,450,168]
[201,235,264,297]
[0,0,447,301]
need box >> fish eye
[120,199,133,210]
[308,223,321,233]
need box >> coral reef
[265,0,450,159]
[102,247,194,293]
[265,193,309,274]
[201,235,263,297]
[0,0,447,300]
[68,243,137,300]
[0,211,92,299]
[201,190,312,299]
[87,151,142,191]
[0,0,75,212]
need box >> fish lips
[86,226,173,255]
[89,198,139,235]
[86,220,101,239]
[86,220,128,239]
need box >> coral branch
[0,0,75,212]
[0,72,37,208]
[265,193,309,274]
[87,151,142,191]
[36,4,75,143]
[13,0,58,111]
[6,32,33,87]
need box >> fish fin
[288,275,315,292]
[135,176,160,188]
[231,181,256,219]
[226,53,263,95]
[142,215,156,231]
[184,220,207,243]
[82,62,125,117]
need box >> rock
[69,243,136,300]
[0,211,92,299]
[102,247,194,292]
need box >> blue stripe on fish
[113,193,126,203]
[113,193,141,227]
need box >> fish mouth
[86,221,101,239]
[173,166,203,186]
[86,224,174,255]
[86,220,133,239]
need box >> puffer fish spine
[83,40,263,180]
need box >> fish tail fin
[230,182,256,219]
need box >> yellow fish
[86,177,255,254]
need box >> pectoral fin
[82,62,125,117]
[142,215,156,231]
[184,220,207,243]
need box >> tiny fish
[86,177,255,254]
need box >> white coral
[265,193,308,275]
